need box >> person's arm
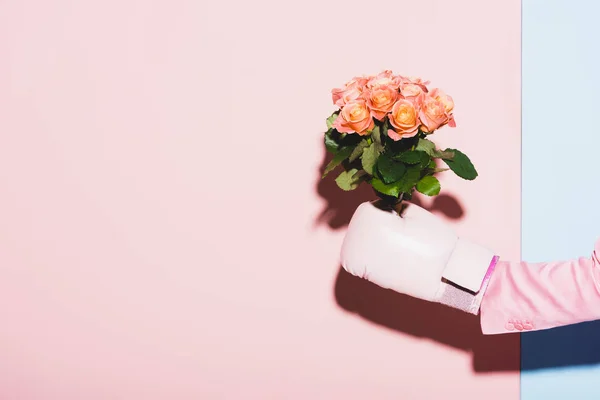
[479,241,600,334]
[341,201,600,336]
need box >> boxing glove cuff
[444,237,496,292]
[434,237,499,314]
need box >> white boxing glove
[340,201,498,314]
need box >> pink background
[0,0,521,398]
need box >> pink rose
[367,70,401,90]
[388,99,420,140]
[366,85,399,120]
[334,99,375,135]
[419,94,450,132]
[331,76,368,107]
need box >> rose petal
[448,115,456,127]
[333,114,355,134]
[387,129,403,141]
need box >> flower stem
[393,194,405,216]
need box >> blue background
[522,0,600,398]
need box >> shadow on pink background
[315,149,467,230]
[316,152,519,373]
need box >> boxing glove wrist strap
[434,252,500,315]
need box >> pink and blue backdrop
[0,0,523,398]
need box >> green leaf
[324,129,340,154]
[442,149,478,180]
[361,143,380,175]
[322,146,353,178]
[427,159,437,169]
[371,123,384,152]
[416,176,441,196]
[396,166,423,193]
[415,138,454,159]
[396,150,430,166]
[335,169,365,191]
[371,177,403,198]
[349,139,369,162]
[381,118,389,137]
[377,154,406,184]
[415,138,436,156]
[436,150,455,160]
[326,111,339,130]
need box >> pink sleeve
[479,239,600,334]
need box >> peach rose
[367,70,401,90]
[367,85,399,120]
[388,99,420,140]
[333,99,375,135]
[430,88,454,113]
[331,76,368,107]
[400,83,423,97]
[429,88,456,128]
[401,76,430,91]
[419,94,450,132]
[399,83,426,107]
[346,76,369,88]
[447,114,456,127]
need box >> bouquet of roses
[322,70,477,208]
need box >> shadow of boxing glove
[340,201,499,314]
